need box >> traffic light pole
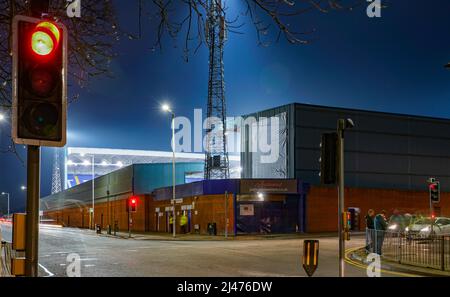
[128,209,131,238]
[337,120,345,278]
[25,145,40,277]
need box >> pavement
[96,229,349,241]
[0,223,413,277]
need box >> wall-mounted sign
[181,204,193,210]
[240,179,297,194]
[240,204,254,216]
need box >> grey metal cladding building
[241,103,450,191]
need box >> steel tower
[204,0,229,179]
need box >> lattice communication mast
[204,0,229,180]
[51,147,62,194]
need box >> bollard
[114,221,118,236]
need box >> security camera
[345,118,354,129]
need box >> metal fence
[366,229,450,271]
[0,240,12,276]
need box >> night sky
[1,0,450,212]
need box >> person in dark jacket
[365,209,375,252]
[374,210,388,255]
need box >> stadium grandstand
[58,147,241,191]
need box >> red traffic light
[31,21,60,56]
[129,197,138,212]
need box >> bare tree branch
[143,0,368,58]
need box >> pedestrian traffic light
[12,15,67,147]
[129,197,138,212]
[429,181,440,203]
[320,132,338,184]
[342,211,351,241]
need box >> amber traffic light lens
[29,66,56,97]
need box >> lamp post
[1,192,10,217]
[337,118,354,278]
[162,104,176,238]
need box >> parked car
[418,217,450,237]
[405,217,450,238]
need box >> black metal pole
[25,145,40,277]
[337,120,345,277]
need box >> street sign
[302,240,319,277]
[172,198,183,204]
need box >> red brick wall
[306,186,450,232]
[148,194,235,235]
[44,193,234,235]
[44,194,148,232]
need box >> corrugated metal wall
[133,163,203,194]
[41,162,203,211]
[242,103,450,191]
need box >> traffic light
[12,15,67,147]
[128,197,138,212]
[320,132,338,184]
[429,181,440,203]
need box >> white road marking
[79,258,98,261]
[39,263,54,277]
[84,264,96,267]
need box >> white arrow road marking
[39,263,54,277]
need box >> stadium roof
[64,147,241,177]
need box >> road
[1,223,392,277]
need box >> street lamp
[0,113,5,122]
[257,192,264,201]
[161,103,176,238]
[21,185,27,191]
[1,192,10,217]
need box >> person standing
[180,212,188,234]
[374,210,388,255]
[169,215,174,234]
[365,209,375,253]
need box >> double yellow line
[344,246,420,277]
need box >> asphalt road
[1,223,392,277]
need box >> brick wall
[44,194,149,232]
[148,194,235,235]
[44,193,234,235]
[306,186,450,232]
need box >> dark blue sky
[2,0,450,211]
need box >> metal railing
[366,228,450,271]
